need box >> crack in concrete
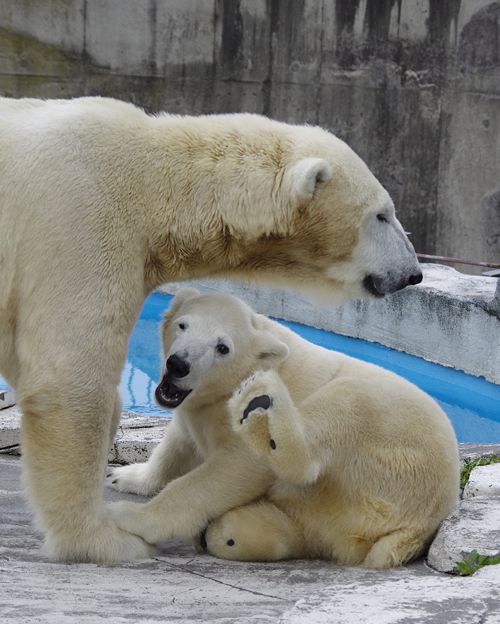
[155,559,287,601]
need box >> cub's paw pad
[241,394,272,423]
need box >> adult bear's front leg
[229,370,320,484]
[20,384,155,563]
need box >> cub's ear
[162,288,200,324]
[290,157,332,202]
[253,331,290,367]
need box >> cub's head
[155,288,289,410]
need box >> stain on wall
[482,185,500,248]
[428,0,462,46]
[459,2,500,66]
[219,0,244,70]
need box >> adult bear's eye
[377,213,388,223]
[216,344,230,355]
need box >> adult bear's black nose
[166,353,190,378]
[408,271,423,286]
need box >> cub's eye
[377,213,388,223]
[178,322,186,330]
[216,344,230,355]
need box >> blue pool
[1,291,499,443]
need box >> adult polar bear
[0,96,422,563]
[109,289,459,568]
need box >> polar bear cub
[109,288,460,568]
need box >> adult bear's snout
[408,272,423,286]
[166,353,190,378]
[363,269,423,297]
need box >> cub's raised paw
[229,369,285,455]
[229,369,320,485]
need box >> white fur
[290,158,333,200]
[109,290,459,569]
[0,96,422,563]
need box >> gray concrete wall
[0,1,499,272]
[158,264,500,384]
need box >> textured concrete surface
[428,463,500,574]
[158,264,500,383]
[2,408,500,622]
[428,497,500,574]
[0,389,15,411]
[2,451,500,624]
[0,1,499,269]
[465,463,500,499]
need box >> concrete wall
[0,1,499,272]
[158,264,500,384]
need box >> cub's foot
[106,463,162,496]
[108,499,176,545]
[201,504,304,562]
[107,501,156,543]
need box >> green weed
[460,454,500,490]
[454,549,500,576]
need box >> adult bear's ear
[253,331,290,367]
[290,158,332,202]
[162,288,200,325]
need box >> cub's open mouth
[155,377,192,409]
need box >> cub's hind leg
[362,527,434,569]
[201,500,307,562]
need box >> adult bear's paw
[44,516,157,563]
[229,369,285,456]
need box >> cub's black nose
[166,353,190,378]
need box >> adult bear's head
[188,115,422,306]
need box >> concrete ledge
[109,411,167,464]
[428,496,500,573]
[0,406,167,464]
[158,264,500,384]
[464,463,500,498]
[428,463,500,573]
[0,405,22,452]
[0,389,16,410]
[3,405,499,466]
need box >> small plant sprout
[454,550,500,576]
[460,454,500,490]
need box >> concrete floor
[2,453,500,623]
